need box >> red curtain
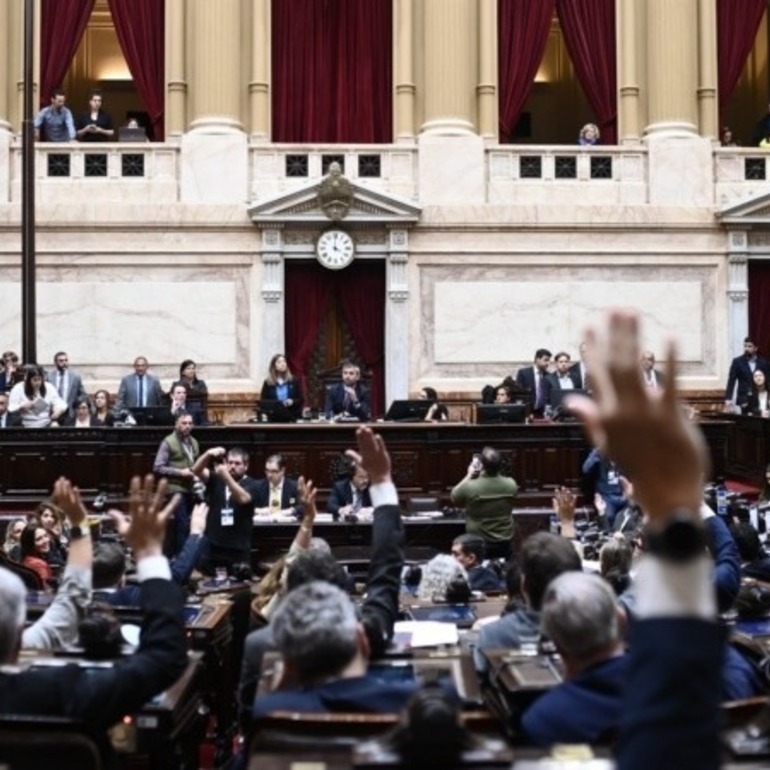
[555,0,617,144]
[749,262,770,360]
[108,0,165,140]
[338,262,386,417]
[285,263,334,405]
[717,0,767,123]
[272,0,392,142]
[40,0,95,107]
[497,0,554,142]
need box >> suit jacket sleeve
[725,358,739,401]
[260,381,273,401]
[116,376,129,411]
[171,533,206,585]
[352,386,371,420]
[361,504,404,655]
[705,515,741,613]
[327,480,350,516]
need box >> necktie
[57,373,64,398]
[535,372,542,409]
[270,486,281,511]
[352,489,363,513]
[137,375,145,407]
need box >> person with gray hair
[520,571,626,746]
[416,554,468,601]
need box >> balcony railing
[714,147,770,206]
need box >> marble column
[477,0,497,141]
[386,228,410,404]
[259,228,285,381]
[0,0,11,133]
[697,0,718,141]
[726,229,750,361]
[165,0,187,140]
[617,0,642,143]
[249,0,271,142]
[418,0,484,204]
[394,0,416,142]
[181,0,248,203]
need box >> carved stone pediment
[719,190,770,226]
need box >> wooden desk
[0,420,730,512]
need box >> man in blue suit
[324,361,371,421]
[725,336,770,410]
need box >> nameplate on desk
[393,620,459,648]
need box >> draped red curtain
[717,0,767,123]
[555,0,617,144]
[285,263,334,405]
[272,0,392,142]
[107,0,165,140]
[40,0,95,107]
[497,0,554,142]
[338,262,386,417]
[749,262,770,360]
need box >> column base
[419,117,477,136]
[643,120,699,138]
[180,131,248,204]
[645,133,713,206]
[417,133,485,205]
[188,116,245,135]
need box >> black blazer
[725,354,770,405]
[260,379,303,420]
[326,479,373,518]
[324,382,371,421]
[0,578,187,729]
[0,411,22,428]
[744,390,770,417]
[515,366,546,412]
[253,477,303,517]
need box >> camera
[192,478,206,503]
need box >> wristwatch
[644,512,706,562]
[69,524,89,540]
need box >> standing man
[34,89,76,142]
[253,454,303,519]
[193,446,260,573]
[0,394,21,428]
[327,461,372,520]
[450,446,517,559]
[544,351,575,409]
[46,351,87,420]
[569,341,590,390]
[725,337,770,411]
[515,349,552,416]
[640,350,665,390]
[116,356,164,412]
[153,412,200,553]
[324,360,371,421]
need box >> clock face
[316,229,355,270]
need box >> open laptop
[118,127,147,142]
[258,399,296,423]
[384,399,432,422]
[130,406,175,427]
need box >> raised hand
[346,426,392,486]
[51,476,87,527]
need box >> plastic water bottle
[716,484,728,518]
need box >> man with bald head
[116,356,164,411]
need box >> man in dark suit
[116,355,164,411]
[0,474,187,744]
[253,426,412,717]
[0,393,22,427]
[169,383,205,426]
[725,336,770,410]
[568,341,589,390]
[46,351,87,419]
[569,310,723,770]
[640,350,666,390]
[324,360,371,421]
[515,348,551,416]
[253,453,303,518]
[543,351,576,409]
[327,461,372,519]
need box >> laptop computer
[476,403,527,424]
[384,399,432,422]
[118,127,148,142]
[258,399,296,423]
[130,406,175,427]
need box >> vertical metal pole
[21,0,36,364]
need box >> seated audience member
[761,132,770,150]
[494,385,512,404]
[721,126,738,147]
[253,454,303,519]
[745,369,770,417]
[327,459,372,520]
[594,477,642,540]
[578,122,600,145]
[92,501,207,606]
[3,518,26,560]
[75,90,114,142]
[169,383,205,425]
[582,448,626,527]
[0,474,187,749]
[252,427,408,717]
[599,538,633,596]
[66,397,96,428]
[92,389,115,426]
[116,356,164,411]
[420,386,448,421]
[32,500,68,569]
[19,524,54,587]
[451,534,503,592]
[515,349,552,416]
[473,532,582,675]
[730,521,770,582]
[21,477,92,650]
[324,360,371,421]
[8,364,67,428]
[450,446,517,559]
[416,554,469,601]
[0,393,22,427]
[0,351,20,393]
[260,353,303,421]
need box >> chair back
[0,550,44,590]
[0,716,101,770]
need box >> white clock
[316,229,355,270]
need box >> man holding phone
[450,446,518,559]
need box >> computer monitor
[130,406,176,426]
[258,399,295,423]
[476,403,527,424]
[384,399,432,422]
[118,127,147,142]
[548,387,588,413]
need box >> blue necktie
[137,376,145,407]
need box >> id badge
[221,507,234,527]
[607,469,618,484]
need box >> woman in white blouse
[746,369,770,418]
[8,365,67,428]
